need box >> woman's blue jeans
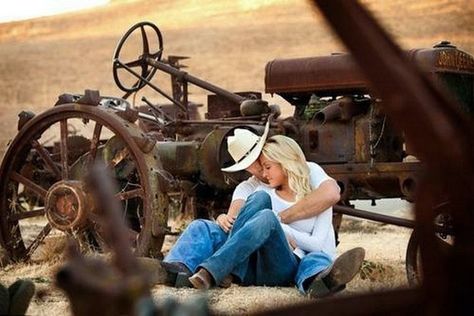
[164,191,298,286]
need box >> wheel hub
[45,180,92,231]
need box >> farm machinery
[0,21,472,286]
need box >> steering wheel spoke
[125,59,145,68]
[140,25,150,55]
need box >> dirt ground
[0,0,472,314]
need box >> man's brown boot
[219,275,233,288]
[188,268,213,290]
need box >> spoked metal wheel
[0,103,169,262]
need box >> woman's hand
[216,214,235,233]
[288,237,297,250]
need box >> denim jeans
[295,251,333,292]
[199,191,298,286]
[163,219,228,273]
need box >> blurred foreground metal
[256,0,474,314]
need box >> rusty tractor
[0,21,472,286]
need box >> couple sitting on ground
[161,121,365,298]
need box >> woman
[188,135,336,289]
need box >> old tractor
[0,22,472,285]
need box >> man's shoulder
[236,176,264,191]
[242,176,263,185]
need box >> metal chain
[368,103,386,168]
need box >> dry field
[0,0,472,314]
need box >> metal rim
[0,103,167,261]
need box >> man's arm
[216,176,260,232]
[278,179,340,224]
[216,199,244,233]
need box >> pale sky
[0,0,109,23]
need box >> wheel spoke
[140,25,150,55]
[10,172,47,199]
[141,63,148,78]
[125,59,143,68]
[60,119,69,179]
[31,140,61,179]
[9,208,45,221]
[88,122,103,167]
[25,223,52,258]
[115,188,144,201]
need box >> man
[163,122,364,297]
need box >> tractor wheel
[405,211,453,286]
[0,103,169,262]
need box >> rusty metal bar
[254,287,423,316]
[114,59,188,112]
[87,122,102,167]
[10,172,48,199]
[334,204,456,235]
[9,208,45,221]
[178,119,268,125]
[323,161,421,175]
[31,140,61,179]
[60,119,69,180]
[334,204,414,228]
[146,57,246,105]
[25,223,51,259]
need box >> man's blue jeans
[164,191,298,286]
[163,219,228,273]
[199,191,298,286]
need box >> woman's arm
[280,209,333,253]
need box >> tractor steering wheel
[113,22,163,93]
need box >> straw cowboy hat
[221,121,270,172]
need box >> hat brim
[221,121,270,172]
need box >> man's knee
[255,209,279,228]
[246,191,272,210]
[186,219,218,234]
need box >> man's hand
[216,213,235,233]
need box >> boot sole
[308,247,365,298]
[326,247,365,288]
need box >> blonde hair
[261,135,311,201]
